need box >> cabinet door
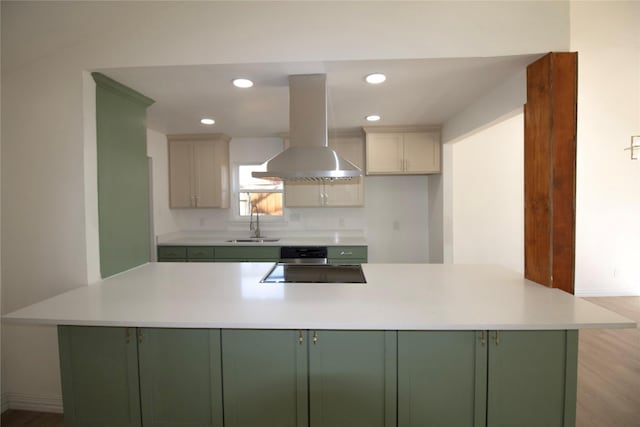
[138,328,223,427]
[325,136,364,206]
[487,330,578,427]
[309,330,397,427]
[169,141,195,208]
[58,326,141,427]
[366,133,404,174]
[221,329,308,427]
[403,132,440,174]
[214,246,280,262]
[158,246,187,260]
[327,246,368,264]
[285,181,324,207]
[324,179,363,207]
[187,246,215,260]
[398,331,487,427]
[193,140,229,208]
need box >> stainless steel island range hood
[252,74,362,182]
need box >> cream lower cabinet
[169,134,230,208]
[285,134,364,207]
[365,129,440,175]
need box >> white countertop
[3,263,634,330]
[156,231,367,246]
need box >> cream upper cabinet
[168,134,230,208]
[365,128,441,175]
[284,133,365,207]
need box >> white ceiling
[97,55,539,137]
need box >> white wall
[570,1,640,296]
[449,112,524,274]
[146,129,181,236]
[1,0,570,411]
[440,2,640,295]
[365,176,430,262]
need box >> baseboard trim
[1,392,63,414]
[575,289,640,297]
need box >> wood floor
[1,296,638,427]
[0,409,64,427]
[576,297,640,427]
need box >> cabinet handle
[492,331,500,346]
[298,330,304,345]
[479,331,486,346]
[312,331,318,345]
[137,329,144,344]
[126,328,132,344]
[195,195,199,207]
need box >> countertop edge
[3,317,636,331]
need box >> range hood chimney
[252,74,362,181]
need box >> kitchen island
[3,262,634,427]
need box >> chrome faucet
[249,201,262,238]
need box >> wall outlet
[199,218,206,227]
[393,220,400,231]
[338,218,345,228]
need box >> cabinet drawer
[187,246,215,259]
[157,246,187,259]
[328,258,366,265]
[214,246,280,261]
[328,246,368,262]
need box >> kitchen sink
[225,238,280,243]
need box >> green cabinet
[327,246,368,264]
[487,330,578,427]
[93,73,154,278]
[398,330,578,427]
[60,326,576,427]
[158,246,187,262]
[58,326,224,427]
[213,246,279,262]
[221,330,308,427]
[221,330,396,427]
[309,330,396,427]
[58,326,141,427]
[398,331,486,427]
[158,245,367,264]
[138,328,224,427]
[187,246,215,260]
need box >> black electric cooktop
[261,263,367,284]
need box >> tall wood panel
[524,53,577,294]
[93,73,154,278]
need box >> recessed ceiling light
[366,115,381,122]
[365,73,386,84]
[200,118,215,125]
[232,78,254,88]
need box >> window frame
[232,162,284,221]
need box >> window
[238,164,283,217]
